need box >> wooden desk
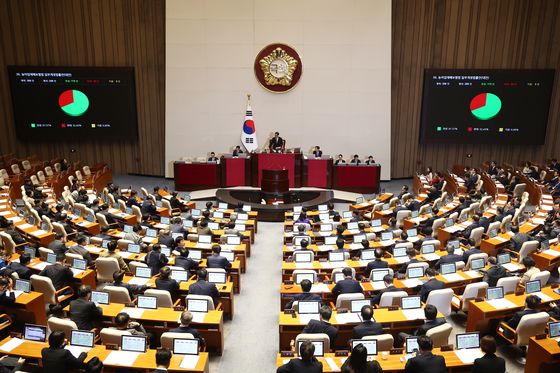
[347,193,393,213]
[26,258,97,289]
[526,337,560,372]
[174,162,221,191]
[0,337,209,372]
[332,165,381,194]
[1,291,46,325]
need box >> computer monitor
[320,223,332,232]
[213,211,224,219]
[294,252,312,263]
[405,337,419,354]
[361,250,376,261]
[86,214,95,223]
[448,240,460,249]
[208,272,227,284]
[456,332,480,350]
[242,205,251,212]
[171,270,189,283]
[294,272,315,284]
[73,258,87,271]
[226,236,241,246]
[124,225,133,233]
[298,301,320,314]
[518,215,527,225]
[135,267,152,278]
[353,234,366,244]
[342,211,352,219]
[407,228,417,237]
[188,250,202,260]
[173,338,199,355]
[191,209,201,217]
[440,263,456,275]
[350,299,371,313]
[381,232,393,241]
[347,222,359,230]
[371,269,390,282]
[91,290,109,305]
[382,203,390,210]
[23,246,36,259]
[393,247,407,258]
[160,217,170,225]
[371,219,382,227]
[356,197,364,204]
[411,210,419,218]
[161,247,171,257]
[70,330,95,348]
[198,235,212,244]
[293,236,308,246]
[319,213,330,222]
[328,251,344,262]
[222,251,235,262]
[183,220,194,228]
[333,272,345,283]
[24,324,46,342]
[237,213,249,221]
[121,335,147,353]
[525,280,541,294]
[324,236,337,245]
[187,298,208,313]
[218,202,228,210]
[73,208,82,217]
[470,258,485,270]
[46,252,57,264]
[421,244,435,254]
[424,206,432,214]
[487,286,504,300]
[298,340,324,357]
[505,222,512,232]
[102,239,110,249]
[548,321,560,338]
[145,228,157,238]
[351,339,377,356]
[488,229,498,238]
[541,240,550,250]
[497,253,511,265]
[41,222,50,232]
[318,205,328,212]
[137,295,158,310]
[128,243,141,254]
[401,296,421,310]
[14,279,30,293]
[208,222,219,230]
[445,218,454,227]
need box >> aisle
[209,222,283,372]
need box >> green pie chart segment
[58,89,89,117]
[470,92,501,120]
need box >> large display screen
[419,69,554,144]
[8,66,137,141]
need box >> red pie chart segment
[58,90,74,107]
[469,93,487,111]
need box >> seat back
[395,210,411,228]
[11,164,20,175]
[0,232,17,257]
[30,275,56,305]
[65,252,83,262]
[426,288,454,317]
[469,227,485,246]
[160,332,195,349]
[379,291,408,308]
[186,294,215,311]
[292,270,318,284]
[513,183,526,199]
[104,285,132,304]
[52,222,68,241]
[418,204,431,215]
[515,312,549,346]
[362,334,394,351]
[530,270,550,287]
[38,247,54,261]
[144,289,174,308]
[95,257,120,283]
[30,175,40,186]
[83,166,92,176]
[426,323,453,347]
[486,221,501,235]
[369,268,394,281]
[461,282,489,312]
[465,253,488,270]
[96,213,111,228]
[21,160,31,170]
[131,205,142,221]
[295,333,331,353]
[431,218,445,238]
[496,276,521,294]
[500,215,512,232]
[407,262,429,273]
[335,293,364,309]
[519,240,539,261]
[129,261,148,274]
[45,166,54,177]
[100,328,132,346]
[293,251,315,262]
[48,317,78,336]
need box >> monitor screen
[356,197,364,204]
[342,211,352,219]
[23,246,36,259]
[324,236,337,245]
[371,269,390,282]
[333,272,345,283]
[208,272,227,284]
[183,220,194,228]
[407,267,424,279]
[381,232,393,241]
[160,217,170,225]
[456,332,480,350]
[298,340,324,357]
[294,273,315,284]
[73,258,87,271]
[173,338,199,355]
[448,240,460,249]
[218,202,228,210]
[525,280,541,294]
[347,222,359,230]
[421,244,435,254]
[46,252,57,264]
[128,243,141,254]
[146,229,157,238]
[135,267,152,278]
[407,228,417,237]
[121,335,147,353]
[191,209,201,217]
[445,218,454,227]
[137,296,157,309]
[188,250,202,260]
[198,235,212,244]
[14,279,30,293]
[24,324,47,342]
[7,66,138,141]
[487,287,504,300]
[293,236,308,246]
[318,205,328,212]
[70,330,95,348]
[393,247,407,257]
[102,240,110,249]
[294,252,312,263]
[298,301,320,314]
[352,339,377,356]
[353,234,366,244]
[226,236,241,245]
[319,213,330,222]
[91,290,109,305]
[242,205,251,212]
[328,252,344,262]
[440,263,456,275]
[124,225,133,233]
[161,247,171,257]
[497,253,511,265]
[382,204,390,210]
[208,222,219,230]
[401,296,421,310]
[222,251,235,262]
[361,250,376,261]
[371,219,381,227]
[350,299,371,313]
[171,270,189,283]
[320,223,333,232]
[406,337,419,354]
[187,298,208,313]
[411,210,419,218]
[237,213,248,221]
[471,258,485,270]
[213,211,224,219]
[549,321,560,338]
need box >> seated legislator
[434,244,463,270]
[99,241,129,272]
[151,348,172,373]
[112,270,149,299]
[501,294,541,338]
[372,274,400,306]
[95,226,113,241]
[208,152,219,162]
[332,268,363,298]
[365,156,376,166]
[48,233,68,256]
[269,131,285,153]
[188,269,220,307]
[302,305,338,349]
[520,256,540,284]
[350,155,361,164]
[174,247,199,274]
[0,278,15,306]
[68,235,93,265]
[352,305,383,339]
[461,238,481,264]
[365,249,388,278]
[277,340,322,373]
[397,304,445,346]
[285,279,322,310]
[312,146,322,158]
[155,266,179,298]
[472,336,506,373]
[42,331,87,372]
[146,244,169,276]
[483,256,508,287]
[397,248,420,274]
[404,335,446,373]
[207,245,232,271]
[340,343,382,373]
[69,285,103,330]
[124,224,144,246]
[334,154,346,165]
[232,145,244,157]
[157,229,175,247]
[170,310,205,347]
[5,253,32,280]
[112,311,149,336]
[38,253,74,291]
[99,203,119,225]
[418,268,444,302]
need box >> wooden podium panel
[303,157,332,188]
[332,165,380,193]
[221,155,251,187]
[251,153,302,188]
[262,169,289,194]
[174,162,220,191]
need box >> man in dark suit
[277,340,322,373]
[397,304,446,346]
[472,335,506,373]
[434,244,463,270]
[207,245,232,271]
[510,225,529,251]
[462,239,482,264]
[483,256,508,287]
[94,226,114,241]
[418,269,445,302]
[285,279,321,309]
[38,253,74,291]
[41,331,87,372]
[146,244,169,276]
[232,146,244,157]
[352,305,383,339]
[99,204,119,225]
[269,132,284,152]
[332,267,362,299]
[397,185,409,200]
[404,197,420,212]
[5,222,26,245]
[397,248,419,274]
[174,248,199,274]
[487,161,499,176]
[208,152,219,162]
[188,269,220,307]
[69,285,102,330]
[157,229,175,247]
[465,170,478,191]
[493,206,506,223]
[68,235,93,265]
[404,335,446,373]
[426,187,441,203]
[365,249,388,278]
[170,310,205,347]
[155,266,179,298]
[112,270,149,299]
[372,274,401,306]
[0,278,15,306]
[5,253,32,280]
[312,146,322,158]
[503,295,541,337]
[150,348,172,373]
[462,215,481,238]
[302,305,338,349]
[141,196,158,218]
[126,190,142,208]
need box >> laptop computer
[328,251,345,262]
[160,217,170,225]
[294,252,313,263]
[242,205,251,212]
[548,321,560,339]
[293,236,309,246]
[14,279,31,294]
[382,203,390,210]
[370,220,382,228]
[407,228,417,237]
[73,258,87,271]
[445,218,454,227]
[448,240,460,250]
[137,295,158,310]
[24,324,47,342]
[407,267,424,279]
[198,235,212,244]
[497,253,511,265]
[342,211,352,219]
[324,236,337,245]
[401,296,421,310]
[208,222,219,230]
[370,269,390,282]
[124,225,133,233]
[128,243,141,254]
[294,272,315,284]
[213,211,224,219]
[237,213,248,221]
[347,222,359,230]
[356,197,364,204]
[101,240,110,249]
[161,247,171,257]
[299,301,320,314]
[191,209,201,218]
[218,202,228,210]
[208,271,227,284]
[23,246,36,259]
[187,298,209,313]
[470,257,485,271]
[361,250,376,261]
[333,272,345,283]
[125,208,133,215]
[353,234,366,244]
[121,335,147,353]
[320,223,333,232]
[393,247,407,258]
[188,250,202,260]
[440,263,456,275]
[145,228,157,238]
[318,205,328,212]
[173,338,199,355]
[135,266,152,279]
[488,229,498,238]
[171,270,189,283]
[297,340,324,357]
[381,232,393,241]
[456,332,480,350]
[487,286,504,300]
[420,244,435,255]
[91,290,109,305]
[525,280,541,294]
[70,330,95,348]
[226,236,241,246]
[405,337,419,354]
[351,339,377,356]
[46,252,57,264]
[183,220,194,228]
[350,299,371,313]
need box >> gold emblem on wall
[254,43,303,93]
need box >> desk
[303,158,332,188]
[526,337,560,372]
[220,155,251,187]
[174,162,220,191]
[0,337,209,372]
[332,165,380,194]
[1,292,46,325]
[251,152,302,188]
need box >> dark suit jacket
[414,317,446,336]
[188,279,220,306]
[340,359,381,373]
[435,254,463,269]
[175,256,199,273]
[483,265,508,287]
[158,236,175,247]
[101,210,118,225]
[146,251,169,276]
[472,353,506,373]
[277,358,323,373]
[207,254,232,271]
[6,262,32,280]
[141,201,157,216]
[112,281,147,299]
[47,239,68,255]
[398,258,419,274]
[462,248,482,264]
[506,308,539,330]
[418,278,445,302]
[372,285,401,305]
[155,278,179,296]
[352,320,384,339]
[404,351,446,373]
[169,325,204,346]
[69,298,103,330]
[41,347,86,373]
[302,319,338,348]
[0,291,15,306]
[479,217,490,231]
[511,233,529,251]
[365,259,389,277]
[38,263,74,290]
[332,278,363,298]
[406,200,421,211]
[463,222,480,238]
[285,292,322,310]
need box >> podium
[303,157,332,188]
[333,164,381,193]
[251,152,302,188]
[221,155,251,187]
[261,169,289,194]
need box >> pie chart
[470,93,501,120]
[58,89,89,116]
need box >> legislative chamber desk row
[173,153,381,193]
